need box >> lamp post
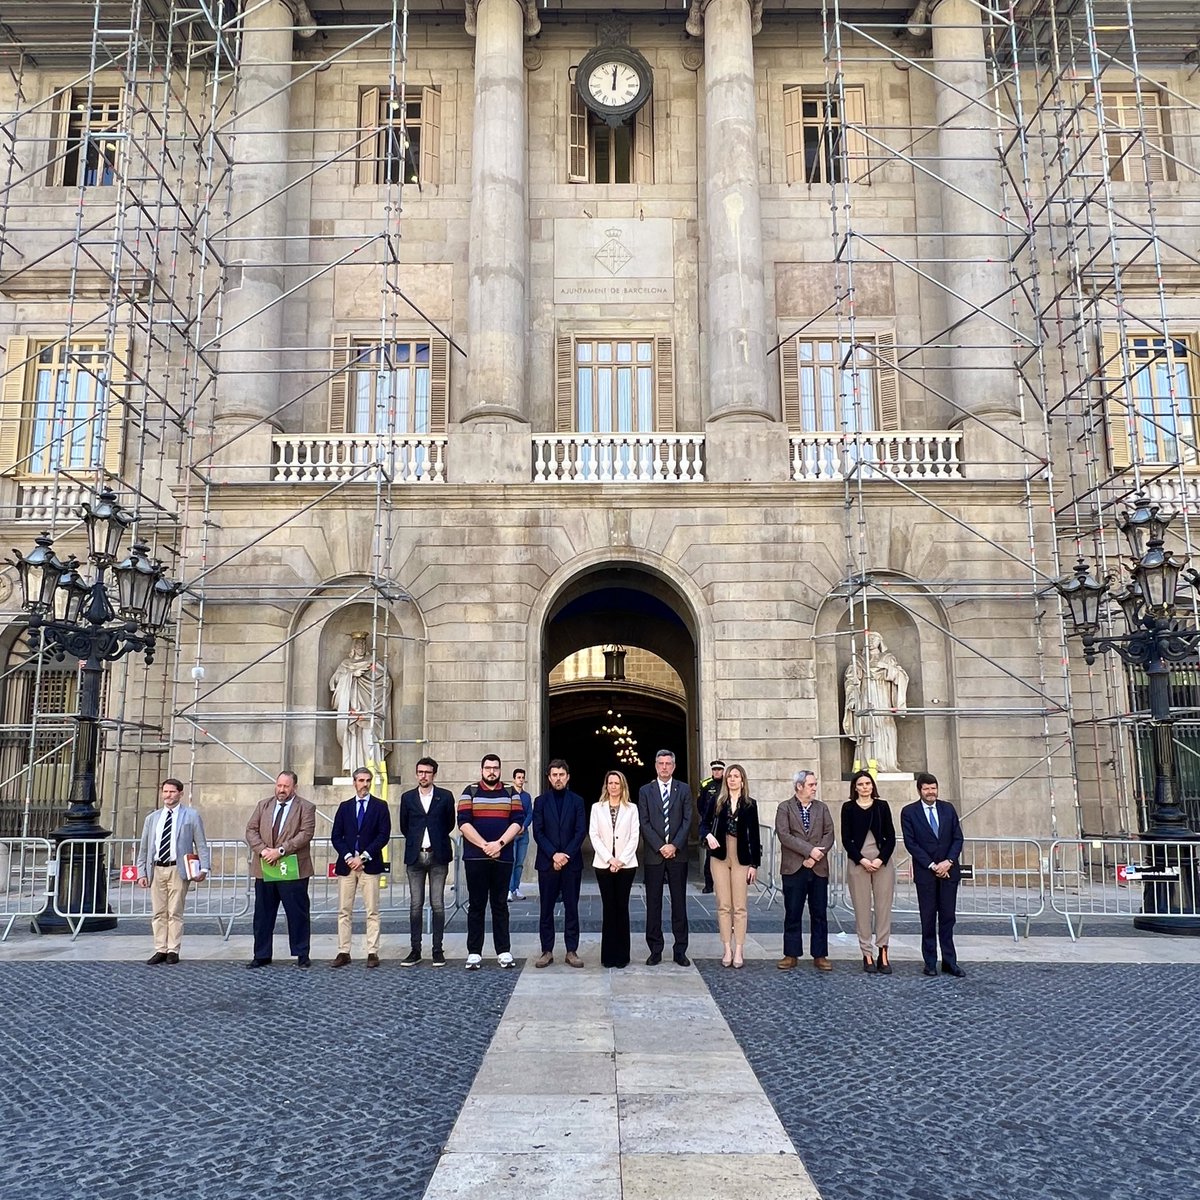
[1054,493,1200,934]
[9,489,181,933]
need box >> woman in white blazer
[589,769,641,969]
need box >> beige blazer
[589,800,640,870]
[775,796,835,878]
[246,793,316,879]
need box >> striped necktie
[157,808,173,864]
[661,784,670,841]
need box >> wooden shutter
[328,335,354,433]
[653,335,676,432]
[782,86,803,185]
[635,97,654,184]
[874,331,900,430]
[420,87,441,188]
[555,335,575,431]
[357,87,381,186]
[843,86,870,185]
[45,90,71,187]
[780,337,800,430]
[0,336,30,473]
[568,81,588,183]
[101,334,129,476]
[1101,330,1132,470]
[428,335,449,433]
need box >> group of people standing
[136,752,965,980]
[774,767,966,978]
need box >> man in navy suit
[330,767,392,969]
[637,749,694,966]
[901,772,966,978]
[398,756,457,967]
[532,758,587,968]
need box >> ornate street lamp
[9,489,182,934]
[1054,493,1200,934]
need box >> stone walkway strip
[421,962,821,1200]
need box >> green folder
[261,853,300,882]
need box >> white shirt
[923,802,939,831]
[273,797,293,846]
[156,805,180,862]
[418,787,433,849]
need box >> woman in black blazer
[840,770,897,974]
[703,764,762,968]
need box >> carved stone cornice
[685,0,764,39]
[464,0,541,39]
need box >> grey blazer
[136,805,211,883]
[636,778,694,867]
[775,796,835,878]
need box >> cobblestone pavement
[0,959,519,1200]
[698,959,1200,1200]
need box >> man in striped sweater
[458,753,525,970]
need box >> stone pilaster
[694,0,772,426]
[215,0,293,471]
[930,0,1023,474]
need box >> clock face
[587,61,643,109]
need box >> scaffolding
[0,0,1196,839]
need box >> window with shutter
[46,88,123,187]
[332,336,450,435]
[1086,86,1173,184]
[555,335,674,431]
[357,87,441,187]
[783,84,868,186]
[1100,330,1196,469]
[566,80,652,184]
[777,331,896,432]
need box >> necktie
[272,802,287,844]
[357,800,366,828]
[927,804,940,836]
[661,784,670,841]
[157,808,173,864]
[800,804,811,834]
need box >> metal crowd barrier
[754,822,780,908]
[1049,837,1200,940]
[51,837,252,941]
[0,837,54,939]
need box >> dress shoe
[247,958,271,969]
[330,953,352,969]
[701,886,714,894]
[862,955,876,973]
[922,965,938,977]
[165,952,180,965]
[534,950,554,968]
[813,956,832,972]
[296,956,311,969]
[147,951,168,965]
[673,952,692,967]
[777,955,798,970]
[877,947,892,975]
[366,954,380,969]
[565,951,585,968]
[646,952,662,966]
[941,962,967,978]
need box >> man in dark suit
[532,758,587,968]
[330,767,392,969]
[398,756,456,967]
[901,772,966,978]
[245,770,316,969]
[637,749,694,966]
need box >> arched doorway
[542,564,699,801]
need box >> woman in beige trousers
[704,764,762,968]
[840,770,897,974]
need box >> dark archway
[541,564,699,801]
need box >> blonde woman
[589,769,641,969]
[704,763,762,968]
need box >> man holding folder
[246,771,316,969]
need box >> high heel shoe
[877,947,892,975]
[733,948,745,969]
[721,944,733,968]
[862,954,876,973]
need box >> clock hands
[612,65,618,94]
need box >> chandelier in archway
[595,708,643,768]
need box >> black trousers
[538,865,583,953]
[596,866,635,967]
[782,868,829,959]
[914,869,960,968]
[464,858,511,955]
[253,877,311,960]
[643,856,689,955]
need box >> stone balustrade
[532,434,706,483]
[790,431,964,482]
[16,481,87,521]
[271,435,446,484]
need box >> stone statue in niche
[842,630,909,773]
[329,630,390,776]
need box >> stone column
[930,0,1022,472]
[214,0,293,471]
[452,0,535,482]
[697,0,771,425]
